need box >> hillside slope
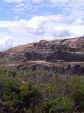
[0,37,84,74]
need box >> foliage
[0,68,84,113]
[65,76,84,112]
[40,96,73,113]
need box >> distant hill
[0,36,84,75]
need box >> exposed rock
[0,37,84,75]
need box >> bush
[0,77,41,113]
[65,76,84,112]
[0,70,84,113]
[40,96,73,113]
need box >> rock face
[17,62,84,75]
[0,37,84,75]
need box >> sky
[0,0,84,50]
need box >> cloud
[4,0,23,3]
[0,15,84,51]
[3,0,25,14]
[0,36,14,51]
[0,0,84,51]
[32,0,43,4]
[50,0,69,4]
[52,30,71,38]
[27,16,48,29]
[3,0,84,24]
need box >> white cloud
[68,25,84,36]
[32,0,43,4]
[3,0,84,25]
[4,0,24,3]
[50,0,84,24]
[50,0,69,4]
[73,19,84,25]
[4,0,25,14]
[13,2,25,14]
[0,15,84,50]
[1,0,84,51]
[27,16,48,29]
[0,36,14,51]
[15,2,25,8]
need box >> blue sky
[0,0,84,50]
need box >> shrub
[65,76,84,112]
[40,96,73,113]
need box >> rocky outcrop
[1,38,84,63]
[15,61,84,75]
[0,37,84,75]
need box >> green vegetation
[0,67,84,113]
